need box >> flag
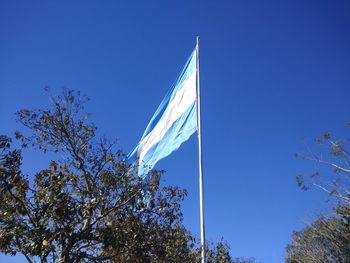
[128,48,198,178]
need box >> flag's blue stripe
[127,48,197,177]
[137,101,197,177]
[140,50,196,139]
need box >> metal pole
[196,36,206,263]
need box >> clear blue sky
[1,1,349,262]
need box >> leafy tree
[286,126,350,263]
[286,204,350,263]
[0,90,255,262]
[205,241,258,263]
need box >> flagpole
[196,36,206,263]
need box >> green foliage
[206,241,258,263]
[286,204,350,263]
[288,125,350,262]
[0,90,254,262]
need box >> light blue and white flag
[128,48,198,178]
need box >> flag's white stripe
[137,72,196,165]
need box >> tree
[0,89,254,262]
[295,130,350,204]
[286,126,350,263]
[286,204,350,263]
